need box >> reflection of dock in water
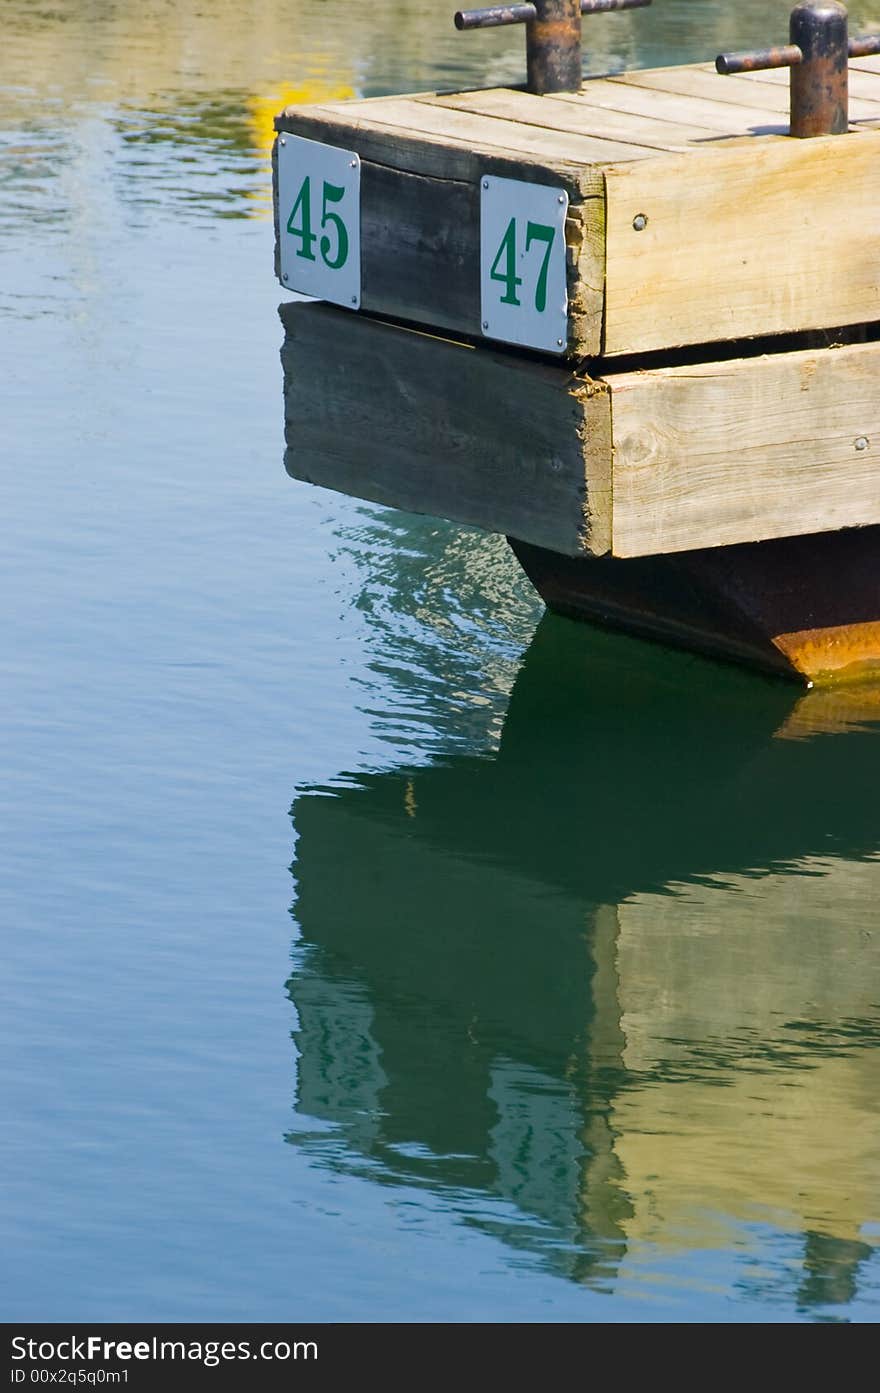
[288,618,880,1307]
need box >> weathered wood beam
[602,133,880,356]
[280,301,612,556]
[281,301,880,559]
[608,334,880,555]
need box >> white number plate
[480,176,568,354]
[277,134,361,309]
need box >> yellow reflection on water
[245,76,355,217]
[247,79,355,156]
[777,681,880,739]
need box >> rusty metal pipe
[456,0,650,30]
[790,2,849,137]
[454,4,536,29]
[454,0,651,93]
[579,0,651,12]
[716,45,803,74]
[849,34,880,57]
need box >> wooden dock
[281,302,878,561]
[274,30,880,685]
[276,55,880,356]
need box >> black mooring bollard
[454,0,652,95]
[790,2,849,137]
[716,1,880,138]
[527,0,583,95]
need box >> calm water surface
[2,0,880,1322]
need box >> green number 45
[489,218,556,313]
[287,175,349,270]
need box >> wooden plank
[373,94,654,163]
[556,76,785,134]
[609,338,880,556]
[602,130,880,355]
[277,96,638,191]
[357,160,481,338]
[425,87,713,152]
[617,63,880,124]
[617,65,797,113]
[730,62,880,108]
[279,301,612,557]
[850,55,880,75]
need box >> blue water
[2,0,880,1322]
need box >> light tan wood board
[615,62,880,123]
[610,338,880,556]
[602,129,880,355]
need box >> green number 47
[489,217,556,313]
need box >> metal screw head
[279,137,286,145]
[351,296,358,305]
[350,159,357,168]
[482,320,489,330]
[282,272,288,281]
[482,180,489,190]
[633,213,648,232]
[855,436,870,451]
[557,338,565,348]
[557,194,565,204]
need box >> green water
[2,0,879,1323]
